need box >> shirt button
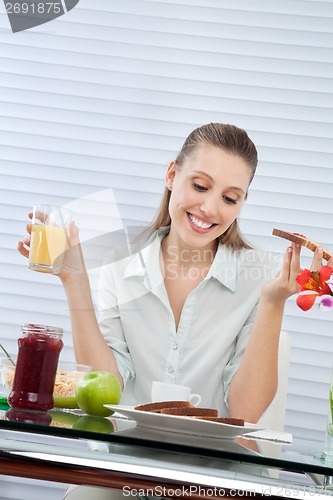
[173,344,178,350]
[168,367,174,373]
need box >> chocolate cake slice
[134,400,194,412]
[159,407,218,417]
[194,416,244,426]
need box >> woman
[19,123,304,422]
[20,122,323,500]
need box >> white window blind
[0,0,333,446]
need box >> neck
[161,233,218,269]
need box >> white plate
[113,424,262,455]
[105,405,264,439]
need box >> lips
[187,213,217,232]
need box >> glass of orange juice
[29,205,72,275]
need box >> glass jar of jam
[8,324,63,411]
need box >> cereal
[3,368,81,397]
[54,370,78,397]
[4,370,14,390]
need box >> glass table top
[1,402,333,479]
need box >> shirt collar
[206,244,237,292]
[124,228,167,290]
[124,229,238,292]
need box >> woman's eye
[193,182,207,192]
[223,195,237,205]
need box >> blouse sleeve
[221,251,281,409]
[98,258,135,387]
[222,299,259,409]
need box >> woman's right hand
[17,213,86,283]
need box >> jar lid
[21,324,63,336]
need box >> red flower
[296,266,333,311]
[296,292,318,311]
[318,266,333,294]
[296,269,320,292]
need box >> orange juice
[29,225,69,274]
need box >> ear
[165,161,176,189]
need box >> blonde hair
[146,123,258,250]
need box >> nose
[199,195,218,219]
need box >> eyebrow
[192,170,245,194]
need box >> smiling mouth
[188,213,216,230]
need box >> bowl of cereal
[0,357,92,409]
[0,356,16,396]
[53,361,92,408]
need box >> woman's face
[166,144,253,250]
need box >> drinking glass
[29,205,72,274]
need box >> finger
[292,241,301,254]
[26,223,32,234]
[33,210,47,223]
[310,247,323,272]
[68,221,80,246]
[22,235,31,247]
[289,242,302,279]
[280,246,293,279]
[17,240,29,258]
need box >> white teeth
[189,214,213,229]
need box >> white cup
[151,381,201,406]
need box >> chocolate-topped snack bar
[272,228,332,262]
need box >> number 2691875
[5,2,62,14]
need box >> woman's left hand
[261,244,301,304]
[262,243,333,304]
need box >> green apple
[76,371,121,417]
[72,415,115,433]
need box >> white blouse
[98,229,279,416]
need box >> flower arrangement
[296,266,333,311]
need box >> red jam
[8,324,63,411]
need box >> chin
[184,232,219,249]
